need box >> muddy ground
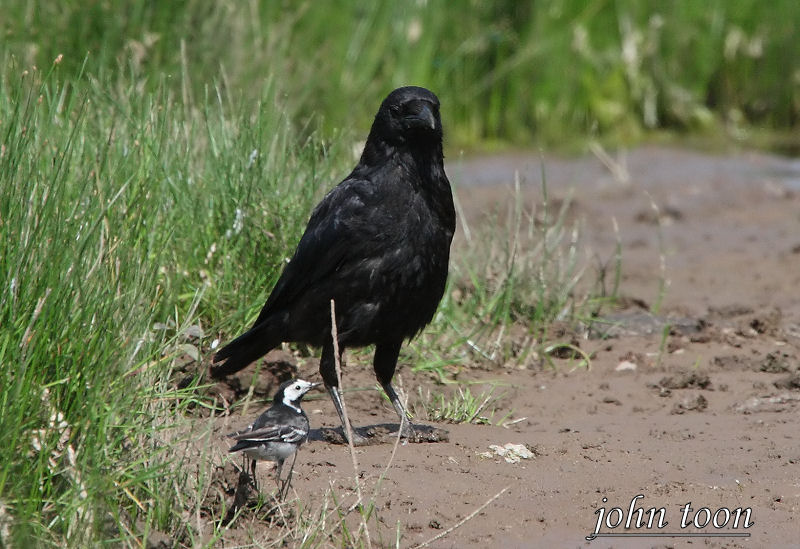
[194,146,799,548]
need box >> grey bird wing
[227,404,310,452]
[229,424,308,444]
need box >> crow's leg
[374,341,415,437]
[321,337,367,445]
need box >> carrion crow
[212,86,455,443]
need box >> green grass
[415,385,504,425]
[0,60,339,545]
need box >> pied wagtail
[228,378,319,499]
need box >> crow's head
[368,86,443,150]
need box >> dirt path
[204,146,799,548]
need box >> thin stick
[644,190,668,314]
[411,485,510,549]
[350,386,406,543]
[358,382,406,513]
[351,384,408,541]
[611,215,622,301]
[330,299,372,549]
[468,388,495,424]
[589,141,629,184]
[351,411,404,542]
[451,183,472,243]
[20,288,52,357]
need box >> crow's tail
[210,321,279,378]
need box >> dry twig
[330,299,372,549]
[411,485,511,548]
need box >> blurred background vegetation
[1,1,798,546]
[4,0,799,149]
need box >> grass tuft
[0,60,335,545]
[415,385,502,426]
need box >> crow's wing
[211,177,394,373]
[253,176,391,323]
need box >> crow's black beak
[404,103,436,131]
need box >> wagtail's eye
[295,385,301,391]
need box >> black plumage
[212,86,455,443]
[228,378,318,498]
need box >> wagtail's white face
[282,379,319,408]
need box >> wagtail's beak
[309,382,323,390]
